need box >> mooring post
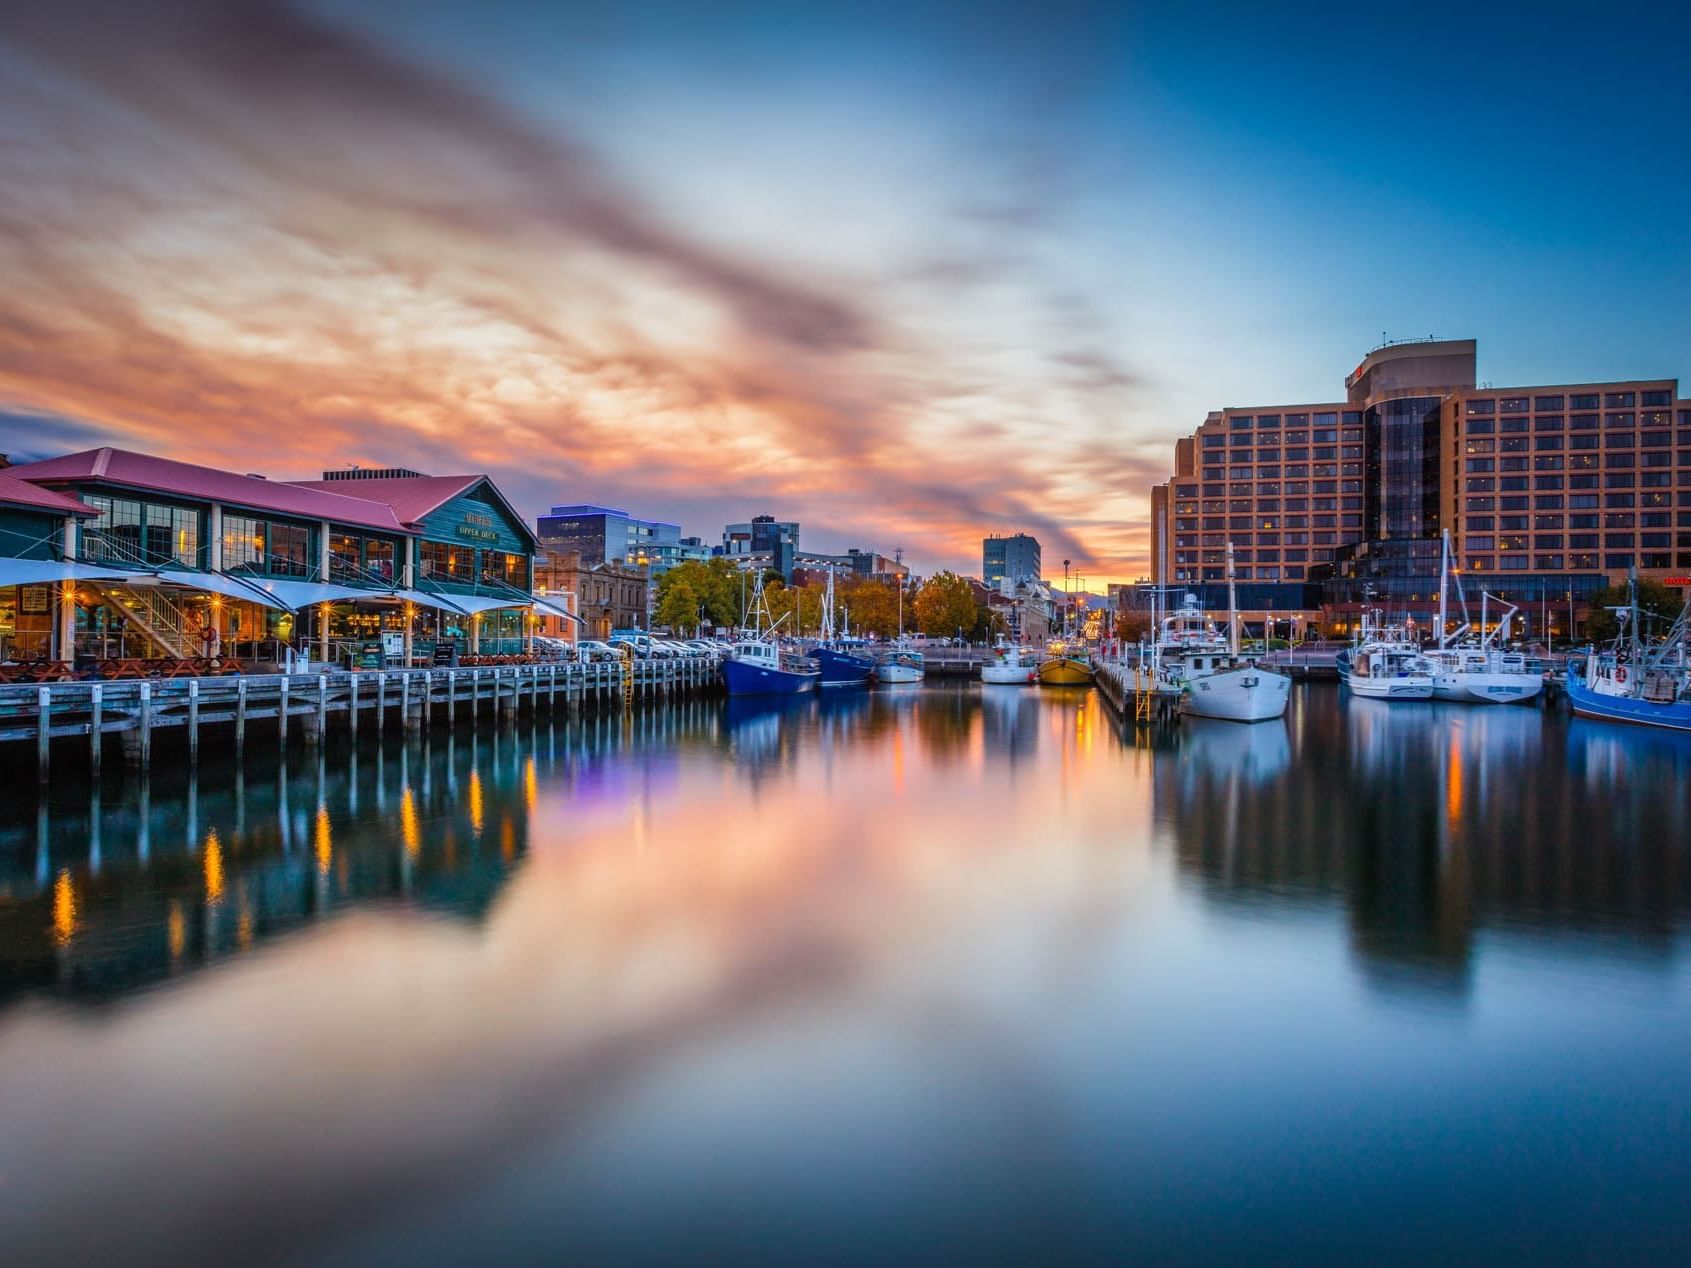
[36,685,50,782]
[400,672,414,731]
[89,682,103,777]
[137,680,153,769]
[447,669,457,727]
[278,676,290,746]
[235,677,248,756]
[348,672,359,739]
[187,678,200,764]
[376,672,387,731]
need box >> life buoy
[1615,665,1627,684]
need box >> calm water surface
[4,684,1691,1265]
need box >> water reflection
[2,687,1691,1266]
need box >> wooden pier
[0,656,721,781]
[1091,659,1181,724]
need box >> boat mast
[1629,565,1640,661]
[1226,541,1240,658]
[1438,529,1451,651]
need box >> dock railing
[1,655,722,782]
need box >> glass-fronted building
[535,503,685,572]
[1148,338,1689,635]
[983,533,1042,585]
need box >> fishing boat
[1157,545,1290,722]
[1424,530,1543,704]
[981,640,1040,684]
[812,568,874,688]
[1037,639,1094,686]
[1040,562,1096,685]
[1345,610,1435,700]
[720,573,820,697]
[1565,573,1691,731]
[875,572,925,684]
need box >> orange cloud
[0,0,1164,581]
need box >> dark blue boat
[814,646,874,688]
[720,639,820,696]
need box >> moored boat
[1156,546,1289,722]
[1565,575,1691,731]
[981,641,1040,684]
[1345,613,1435,700]
[719,573,820,696]
[1425,530,1543,704]
[812,568,874,688]
[1037,642,1094,686]
[875,574,925,684]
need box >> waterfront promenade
[0,655,719,781]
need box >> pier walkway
[1,655,720,781]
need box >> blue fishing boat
[719,572,820,697]
[811,569,873,688]
[814,645,874,688]
[1565,575,1691,732]
[721,640,820,696]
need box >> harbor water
[4,684,1691,1265]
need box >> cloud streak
[0,0,1161,580]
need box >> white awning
[391,587,469,615]
[0,559,132,588]
[244,578,385,611]
[444,593,525,616]
[148,569,291,611]
[530,596,583,624]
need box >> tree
[653,558,742,632]
[913,571,978,638]
[1115,610,1151,645]
[1585,579,1685,644]
[838,576,900,638]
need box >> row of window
[1464,455,1691,473]
[1464,554,1686,571]
[1465,390,1673,415]
[82,496,201,569]
[1207,430,1359,448]
[1466,413,1677,434]
[1225,412,1363,429]
[1467,472,1691,492]
[1467,436,1687,453]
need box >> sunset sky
[3,0,1688,583]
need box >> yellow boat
[1037,642,1094,686]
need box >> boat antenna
[1225,541,1240,658]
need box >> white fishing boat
[1424,530,1543,704]
[875,572,925,685]
[1566,572,1691,731]
[981,640,1040,684]
[1159,545,1290,722]
[1345,611,1435,700]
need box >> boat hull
[720,657,819,696]
[814,647,874,688]
[981,663,1038,685]
[1566,668,1691,731]
[1180,667,1291,722]
[1430,671,1543,704]
[875,661,923,684]
[1346,672,1434,700]
[1037,657,1094,686]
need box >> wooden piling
[89,683,102,777]
[187,679,200,764]
[36,685,50,780]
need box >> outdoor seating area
[0,656,249,682]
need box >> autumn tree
[838,576,901,638]
[1585,578,1685,644]
[654,558,743,632]
[913,571,980,638]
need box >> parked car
[574,639,622,662]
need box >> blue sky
[2,0,1686,578]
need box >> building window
[1534,396,1565,411]
[224,515,265,573]
[1606,392,1636,409]
[1466,399,1495,415]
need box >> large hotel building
[1147,338,1690,634]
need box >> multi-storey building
[983,532,1042,585]
[722,515,800,578]
[535,503,685,572]
[1148,338,1689,635]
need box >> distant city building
[536,504,686,572]
[1147,336,1690,634]
[983,533,1042,585]
[534,549,647,639]
[722,515,800,579]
